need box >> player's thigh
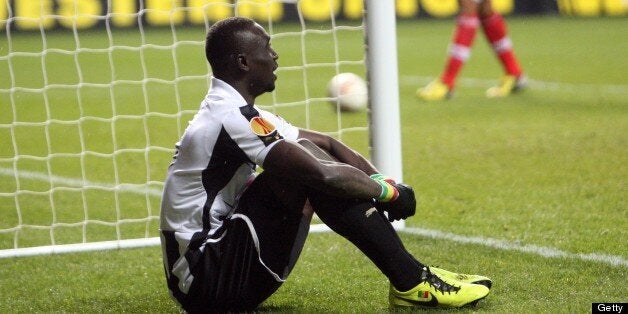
[214,217,287,311]
[181,176,310,311]
[176,221,283,312]
[235,171,311,276]
[198,173,311,310]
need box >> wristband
[370,173,396,184]
[371,174,399,202]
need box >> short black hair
[205,17,257,74]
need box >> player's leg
[307,187,490,308]
[233,171,313,281]
[479,0,527,97]
[417,0,480,101]
[298,139,490,308]
[213,171,313,311]
[308,193,422,288]
[171,171,312,312]
[297,139,420,289]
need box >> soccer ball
[327,72,368,112]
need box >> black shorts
[162,172,310,313]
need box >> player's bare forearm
[297,129,378,175]
[263,139,381,200]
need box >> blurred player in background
[418,0,527,101]
[160,17,491,312]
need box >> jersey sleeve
[259,110,299,141]
[221,108,293,167]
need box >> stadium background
[1,0,625,32]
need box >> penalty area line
[401,227,627,268]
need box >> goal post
[0,0,403,258]
[365,0,403,187]
[365,0,404,230]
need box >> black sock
[308,192,424,291]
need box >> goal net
[0,0,402,258]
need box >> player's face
[244,24,279,96]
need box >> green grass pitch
[1,16,627,312]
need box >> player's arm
[295,129,417,221]
[262,139,393,201]
[297,128,379,176]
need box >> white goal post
[0,0,402,259]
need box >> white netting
[0,0,372,257]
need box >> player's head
[205,17,279,96]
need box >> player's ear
[235,54,249,71]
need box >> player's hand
[375,183,416,222]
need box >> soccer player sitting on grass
[418,0,527,101]
[159,16,491,312]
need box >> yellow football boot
[429,266,493,289]
[417,80,452,101]
[486,74,527,98]
[389,267,490,308]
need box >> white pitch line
[0,167,162,197]
[402,227,627,268]
[401,75,628,94]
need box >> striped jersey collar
[205,76,248,108]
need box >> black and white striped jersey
[160,77,299,255]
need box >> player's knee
[296,138,314,146]
[297,138,335,161]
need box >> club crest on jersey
[250,116,283,145]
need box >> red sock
[440,13,479,89]
[481,13,522,77]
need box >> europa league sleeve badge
[250,116,283,146]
